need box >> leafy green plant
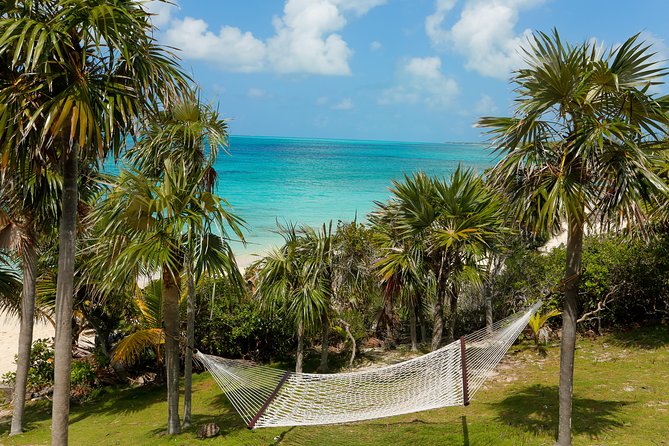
[70,359,98,402]
[528,309,561,345]
[1,338,54,393]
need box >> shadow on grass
[491,384,627,438]
[608,324,669,350]
[0,372,250,440]
[0,399,51,436]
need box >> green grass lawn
[2,325,668,445]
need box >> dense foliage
[1,18,668,445]
[496,233,669,330]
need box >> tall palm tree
[478,30,669,446]
[253,224,329,373]
[126,92,241,428]
[92,161,243,434]
[0,1,187,442]
[0,167,59,435]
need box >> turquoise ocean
[215,136,496,261]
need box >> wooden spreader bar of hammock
[248,370,291,429]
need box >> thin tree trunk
[339,319,356,370]
[484,256,495,331]
[431,289,444,351]
[10,239,36,435]
[447,288,458,343]
[431,253,447,351]
[162,267,181,435]
[319,310,329,372]
[409,302,418,352]
[419,310,427,344]
[51,145,78,446]
[295,319,304,373]
[182,257,195,429]
[555,218,583,446]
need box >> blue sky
[145,0,669,143]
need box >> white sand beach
[0,253,261,380]
[0,315,55,377]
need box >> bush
[2,338,103,400]
[70,358,99,401]
[195,300,295,362]
[1,338,54,393]
[495,232,669,330]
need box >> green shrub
[1,338,54,393]
[70,358,99,401]
[496,233,669,330]
[194,300,294,362]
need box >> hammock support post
[460,336,469,406]
[248,370,291,429]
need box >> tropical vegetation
[0,3,668,444]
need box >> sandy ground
[0,253,261,380]
[0,315,55,377]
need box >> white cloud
[266,0,352,75]
[474,94,498,114]
[164,17,266,72]
[370,40,382,51]
[159,0,385,76]
[142,0,177,28]
[638,31,668,68]
[332,98,354,109]
[379,57,459,109]
[333,0,387,16]
[248,88,267,98]
[426,0,544,79]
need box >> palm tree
[0,1,187,442]
[373,169,505,350]
[478,30,669,446]
[371,206,427,351]
[0,167,59,435]
[92,161,244,434]
[253,224,329,373]
[127,92,240,428]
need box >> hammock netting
[195,301,541,429]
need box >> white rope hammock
[195,301,541,429]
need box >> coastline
[0,250,264,379]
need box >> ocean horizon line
[229,134,489,147]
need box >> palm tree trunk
[431,289,444,351]
[484,256,495,331]
[555,218,584,446]
[10,240,36,435]
[162,266,181,435]
[319,310,329,372]
[409,302,418,351]
[295,319,304,373]
[419,310,427,344]
[447,286,458,343]
[431,253,447,351]
[51,145,78,446]
[182,259,195,429]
